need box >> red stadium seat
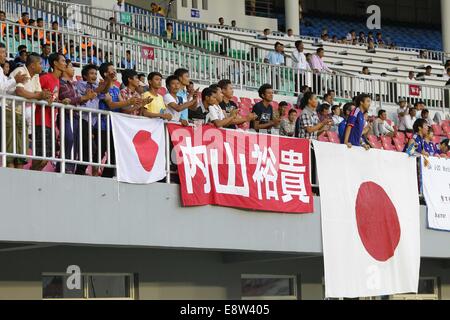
[381,139,396,151]
[158,87,167,96]
[272,101,279,110]
[231,96,239,104]
[393,138,405,152]
[318,135,329,143]
[442,123,450,134]
[367,135,383,149]
[432,124,443,136]
[253,98,262,104]
[432,136,442,145]
[380,136,393,146]
[326,131,341,144]
[75,75,82,81]
[406,132,413,140]
[395,132,406,144]
[240,97,252,105]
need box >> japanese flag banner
[167,124,314,214]
[111,113,166,184]
[313,141,420,298]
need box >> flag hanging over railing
[168,124,314,214]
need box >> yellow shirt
[143,91,166,114]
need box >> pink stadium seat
[240,97,252,105]
[395,132,406,144]
[367,135,383,149]
[318,135,329,143]
[406,132,413,140]
[253,98,262,104]
[393,138,405,152]
[382,140,396,151]
[158,87,167,96]
[272,101,279,110]
[380,136,393,146]
[432,136,442,145]
[231,96,239,104]
[432,124,443,136]
[326,131,340,144]
[441,123,450,134]
[386,119,394,127]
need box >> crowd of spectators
[0,7,449,178]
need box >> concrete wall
[0,167,450,257]
[0,246,448,300]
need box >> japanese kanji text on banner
[167,124,314,214]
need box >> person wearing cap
[264,42,285,66]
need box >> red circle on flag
[355,182,401,262]
[133,130,159,172]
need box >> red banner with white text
[168,124,314,214]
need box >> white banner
[111,113,166,184]
[422,156,450,231]
[313,141,420,298]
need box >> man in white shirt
[291,40,310,71]
[396,99,408,130]
[163,75,197,125]
[202,87,237,128]
[10,53,52,135]
[113,0,126,22]
[0,43,27,94]
[400,108,417,133]
[374,109,395,137]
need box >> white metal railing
[0,94,437,201]
[0,94,115,173]
[1,20,449,110]
[29,0,450,62]
[3,0,273,63]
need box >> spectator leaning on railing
[343,93,371,150]
[8,53,52,168]
[74,64,109,176]
[141,72,172,121]
[163,74,198,127]
[31,52,67,172]
[97,62,138,178]
[265,42,285,66]
[203,87,238,129]
[295,91,332,140]
[58,60,98,174]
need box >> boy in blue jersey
[405,118,429,157]
[338,102,355,143]
[343,94,371,150]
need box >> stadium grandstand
[0,0,449,302]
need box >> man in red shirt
[31,53,67,171]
